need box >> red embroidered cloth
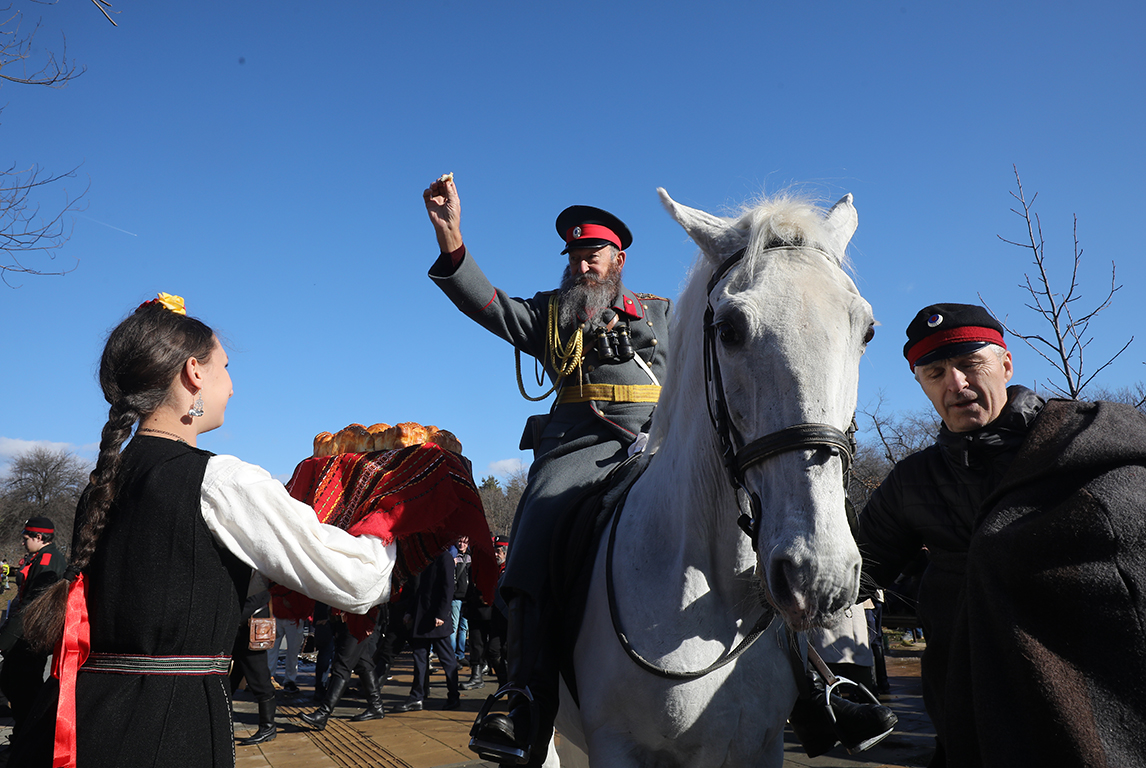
[285,444,497,607]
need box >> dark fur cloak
[944,399,1146,767]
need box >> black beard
[559,263,623,328]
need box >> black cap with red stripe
[904,303,1006,370]
[556,205,632,254]
[23,516,55,536]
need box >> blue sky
[3,1,1144,483]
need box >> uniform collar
[613,284,645,320]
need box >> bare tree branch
[980,165,1132,399]
[1,3,95,283]
[91,0,117,27]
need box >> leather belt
[556,383,661,404]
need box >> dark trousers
[0,640,49,731]
[313,621,335,692]
[373,605,409,676]
[330,619,380,683]
[408,636,459,702]
[467,611,506,684]
[230,627,274,702]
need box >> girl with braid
[13,294,398,768]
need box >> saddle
[547,450,650,707]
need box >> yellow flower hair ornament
[138,292,187,315]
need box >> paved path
[228,651,934,768]
[0,650,933,767]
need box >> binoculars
[594,325,634,362]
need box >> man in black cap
[0,516,68,734]
[854,302,1146,766]
[423,175,670,766]
[854,304,1042,765]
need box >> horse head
[656,188,872,630]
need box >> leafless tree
[476,466,528,538]
[1,445,90,555]
[849,394,940,510]
[1,3,90,284]
[1087,382,1146,413]
[981,166,1133,399]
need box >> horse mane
[647,192,852,457]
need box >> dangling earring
[189,394,205,418]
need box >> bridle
[702,246,856,548]
[604,244,856,681]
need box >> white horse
[551,188,874,767]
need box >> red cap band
[24,526,53,534]
[906,326,1006,370]
[564,223,621,250]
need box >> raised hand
[423,174,463,253]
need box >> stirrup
[468,683,537,765]
[823,675,895,754]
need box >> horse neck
[628,383,758,602]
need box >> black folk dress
[75,436,249,767]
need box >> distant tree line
[1,446,89,561]
[476,468,528,538]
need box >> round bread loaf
[312,431,335,457]
[378,422,429,451]
[426,428,463,454]
[367,423,392,452]
[314,420,461,456]
[334,424,370,454]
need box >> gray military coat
[429,249,671,599]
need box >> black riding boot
[236,697,277,746]
[788,670,898,757]
[460,663,485,691]
[300,674,348,731]
[469,595,555,766]
[350,668,385,722]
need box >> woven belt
[556,383,662,404]
[82,652,231,676]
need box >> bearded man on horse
[423,175,671,766]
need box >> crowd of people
[0,174,1143,768]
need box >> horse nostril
[769,556,807,613]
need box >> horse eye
[863,325,876,344]
[717,320,742,345]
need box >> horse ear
[658,188,748,264]
[821,194,858,256]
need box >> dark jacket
[408,550,455,640]
[945,398,1146,766]
[0,541,67,652]
[452,550,471,602]
[854,385,1045,744]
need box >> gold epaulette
[635,292,669,302]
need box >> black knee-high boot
[350,668,385,722]
[236,697,277,746]
[470,595,556,766]
[300,674,348,731]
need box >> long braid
[20,300,215,654]
[67,403,138,573]
[20,404,137,653]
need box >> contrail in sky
[77,214,138,237]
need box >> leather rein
[605,245,854,681]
